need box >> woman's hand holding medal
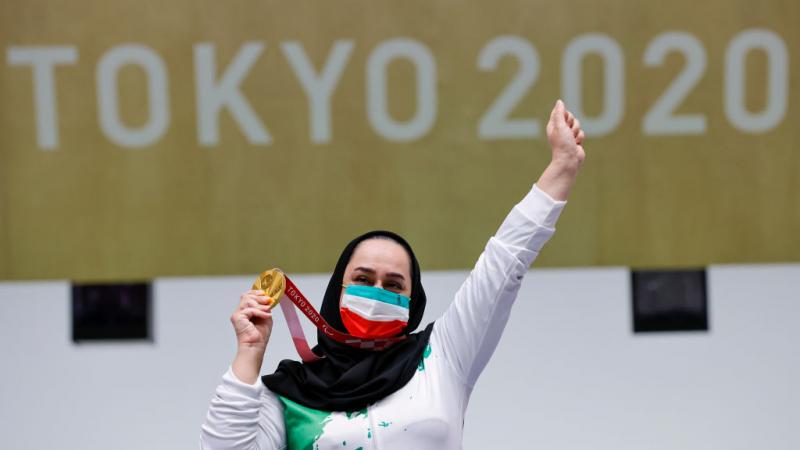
[230,290,275,384]
[231,289,275,349]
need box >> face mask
[339,284,410,339]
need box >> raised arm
[432,100,585,387]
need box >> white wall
[1,265,798,449]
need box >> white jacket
[201,184,566,450]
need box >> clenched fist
[231,289,275,351]
[536,100,586,201]
[546,99,586,171]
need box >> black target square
[71,282,152,342]
[631,269,708,333]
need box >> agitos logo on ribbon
[252,269,407,363]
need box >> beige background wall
[2,1,798,281]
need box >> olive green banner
[1,0,798,281]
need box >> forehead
[346,239,412,276]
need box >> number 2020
[477,29,789,139]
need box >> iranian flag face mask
[339,284,410,339]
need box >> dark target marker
[72,282,152,342]
[631,269,708,333]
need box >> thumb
[550,99,566,125]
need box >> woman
[201,100,585,449]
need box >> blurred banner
[1,0,798,281]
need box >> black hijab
[262,230,434,412]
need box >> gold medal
[252,268,286,310]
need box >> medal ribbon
[276,275,407,363]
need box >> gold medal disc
[252,268,286,309]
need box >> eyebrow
[352,266,406,281]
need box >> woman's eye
[354,276,370,284]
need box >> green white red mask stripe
[340,285,410,321]
[339,285,410,339]
[276,275,408,363]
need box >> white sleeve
[200,367,287,450]
[432,184,566,387]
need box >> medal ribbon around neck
[252,268,408,363]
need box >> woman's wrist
[536,160,580,201]
[232,345,266,384]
